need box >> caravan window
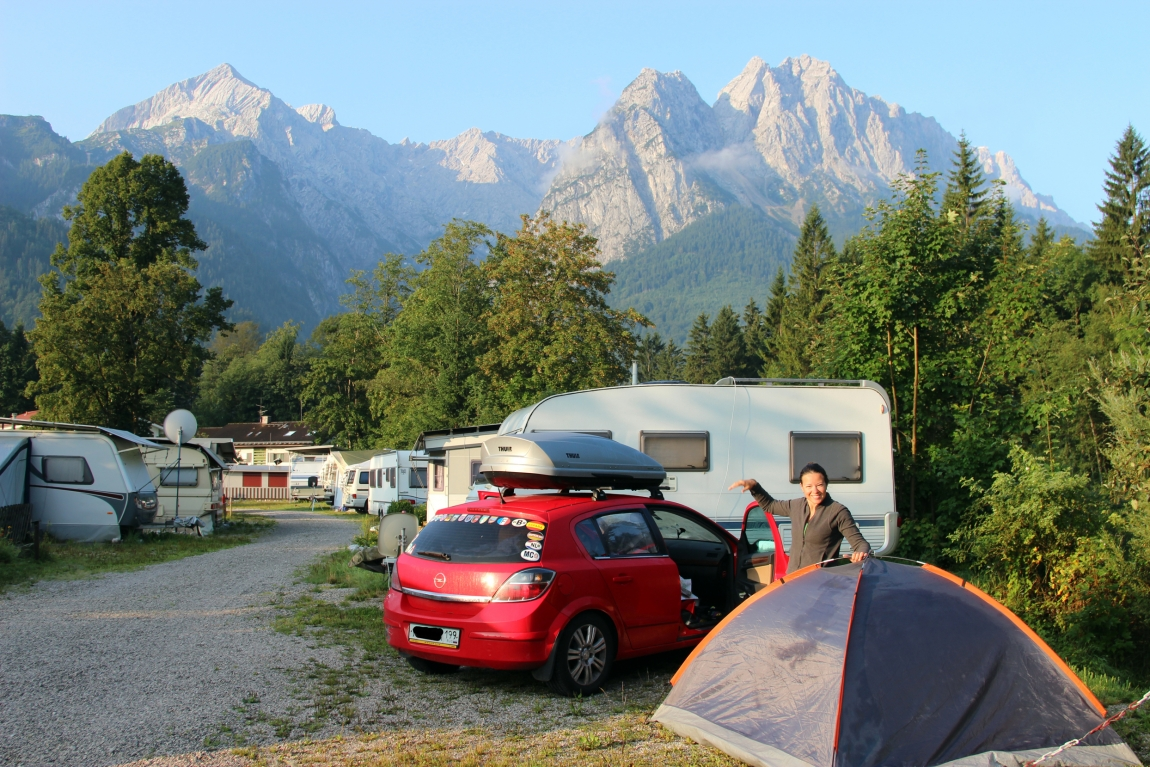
[160,467,198,487]
[640,431,709,471]
[790,432,862,482]
[43,456,94,485]
[432,463,445,491]
[358,471,370,485]
[470,459,484,487]
[409,467,428,489]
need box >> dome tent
[653,558,1139,767]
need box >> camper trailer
[323,450,376,505]
[339,462,372,513]
[140,441,227,533]
[0,423,159,542]
[415,425,501,518]
[366,451,428,514]
[496,380,899,555]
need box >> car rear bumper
[383,592,554,670]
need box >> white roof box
[479,432,665,491]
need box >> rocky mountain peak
[92,62,275,139]
[295,104,338,131]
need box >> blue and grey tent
[654,558,1139,767]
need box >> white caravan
[366,451,429,514]
[323,450,377,504]
[414,425,501,518]
[339,462,372,513]
[496,379,899,555]
[140,441,228,533]
[0,423,160,542]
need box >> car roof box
[480,432,665,491]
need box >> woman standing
[728,462,871,570]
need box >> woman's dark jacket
[749,483,871,571]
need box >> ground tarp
[654,558,1140,767]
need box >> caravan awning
[99,427,163,449]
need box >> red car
[383,493,785,695]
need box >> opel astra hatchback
[384,492,783,695]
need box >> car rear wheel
[406,655,460,674]
[547,613,615,697]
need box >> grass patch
[0,513,275,593]
[1075,666,1150,762]
[226,712,740,766]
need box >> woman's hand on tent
[728,479,758,493]
[850,550,870,564]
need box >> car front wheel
[547,613,615,697]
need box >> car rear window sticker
[525,540,542,550]
[497,517,510,525]
[512,519,527,527]
[526,521,545,531]
[521,549,541,561]
[527,531,543,541]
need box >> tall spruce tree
[943,132,990,231]
[709,305,746,380]
[683,313,713,384]
[741,299,768,377]
[774,205,836,376]
[1090,125,1150,282]
[0,321,36,416]
[636,333,666,382]
[759,266,787,373]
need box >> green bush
[949,447,1150,675]
[385,500,425,525]
[0,535,17,564]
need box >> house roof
[197,421,317,447]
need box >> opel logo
[434,573,446,589]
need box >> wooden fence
[226,487,291,501]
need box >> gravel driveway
[0,511,359,767]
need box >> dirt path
[0,511,358,767]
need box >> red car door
[741,501,788,589]
[576,509,680,650]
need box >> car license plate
[408,623,460,648]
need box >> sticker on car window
[497,517,510,525]
[524,540,542,550]
[526,531,543,541]
[526,521,545,531]
[520,549,540,561]
[512,519,527,527]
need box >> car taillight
[390,562,402,592]
[491,568,555,602]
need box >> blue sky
[2,0,1147,225]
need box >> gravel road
[0,511,359,767]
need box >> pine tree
[1090,125,1150,282]
[654,338,686,381]
[943,132,989,231]
[0,321,36,416]
[636,332,667,382]
[759,266,788,374]
[742,299,768,377]
[1029,217,1054,260]
[709,305,745,381]
[774,205,836,376]
[683,313,713,384]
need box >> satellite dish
[378,513,419,558]
[163,409,198,445]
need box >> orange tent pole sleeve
[669,562,824,686]
[833,567,865,753]
[921,564,1105,717]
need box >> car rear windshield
[410,512,548,564]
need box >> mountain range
[0,56,1087,340]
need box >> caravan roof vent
[480,432,665,491]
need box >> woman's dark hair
[798,462,829,484]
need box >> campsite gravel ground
[0,511,356,767]
[0,509,691,767]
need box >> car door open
[739,501,787,597]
